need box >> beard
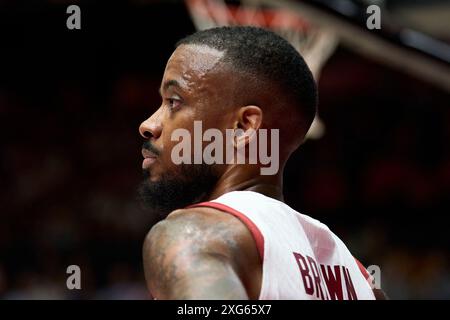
[138,163,217,219]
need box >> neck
[206,164,284,202]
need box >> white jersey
[190,191,375,300]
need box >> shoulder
[143,206,257,262]
[142,206,262,298]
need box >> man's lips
[142,149,157,169]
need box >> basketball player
[139,27,386,300]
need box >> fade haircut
[176,26,318,138]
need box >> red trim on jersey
[354,258,370,280]
[187,201,265,261]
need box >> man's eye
[167,98,181,110]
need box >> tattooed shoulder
[142,207,260,299]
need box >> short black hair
[176,26,318,134]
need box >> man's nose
[139,108,163,140]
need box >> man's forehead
[164,44,225,82]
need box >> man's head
[138,26,317,216]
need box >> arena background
[0,0,449,299]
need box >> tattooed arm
[142,207,261,300]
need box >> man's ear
[237,105,263,131]
[234,105,263,147]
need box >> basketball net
[185,0,339,140]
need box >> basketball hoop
[185,0,310,48]
[184,0,338,140]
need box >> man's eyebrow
[159,79,182,96]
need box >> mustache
[142,140,161,157]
